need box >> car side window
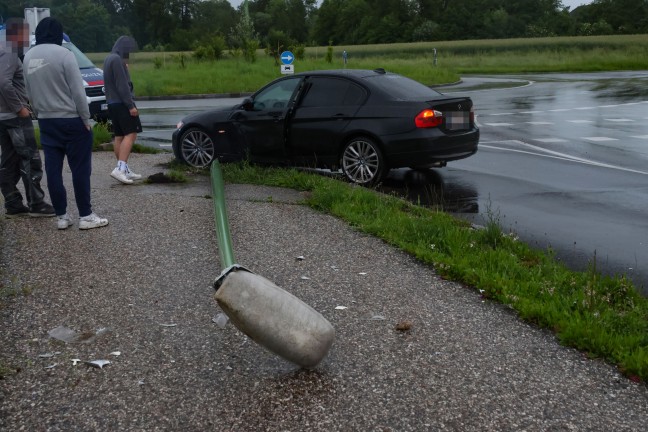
[300,77,366,107]
[253,77,301,111]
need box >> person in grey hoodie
[103,35,142,185]
[0,18,55,218]
[22,17,108,230]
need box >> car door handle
[333,113,347,119]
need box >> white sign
[281,64,294,75]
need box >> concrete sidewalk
[1,152,646,431]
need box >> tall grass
[87,34,648,97]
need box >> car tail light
[415,109,443,128]
[470,106,475,124]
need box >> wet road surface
[136,72,648,294]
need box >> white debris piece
[212,313,229,328]
[86,360,111,369]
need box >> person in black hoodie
[0,18,55,217]
[103,36,142,185]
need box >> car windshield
[363,74,442,101]
[62,41,95,68]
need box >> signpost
[280,50,295,74]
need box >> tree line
[2,0,646,53]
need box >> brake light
[415,109,443,128]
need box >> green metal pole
[210,160,236,268]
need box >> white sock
[118,160,127,171]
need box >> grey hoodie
[21,18,90,126]
[103,36,138,109]
[0,45,28,121]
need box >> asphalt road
[135,72,648,295]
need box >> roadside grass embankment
[86,34,648,96]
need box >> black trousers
[0,116,46,211]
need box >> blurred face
[7,23,30,49]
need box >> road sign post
[280,50,295,74]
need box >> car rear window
[363,74,442,100]
[301,77,367,107]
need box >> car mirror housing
[241,98,253,111]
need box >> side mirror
[241,98,254,111]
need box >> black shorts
[108,103,143,136]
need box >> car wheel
[341,137,386,185]
[179,128,216,168]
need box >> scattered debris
[48,326,78,343]
[71,359,81,366]
[109,351,121,356]
[370,315,386,321]
[335,306,348,310]
[212,313,229,328]
[44,363,58,370]
[359,272,368,275]
[85,360,111,369]
[395,320,413,331]
[296,256,305,261]
[147,172,176,183]
[38,352,61,358]
[159,323,177,327]
[300,276,311,280]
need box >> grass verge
[220,162,648,382]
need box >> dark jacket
[103,36,138,109]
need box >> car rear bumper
[382,128,479,168]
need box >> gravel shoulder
[1,152,646,431]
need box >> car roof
[294,69,391,79]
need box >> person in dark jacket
[0,18,55,218]
[103,36,142,185]
[23,17,108,230]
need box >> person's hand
[129,107,138,117]
[17,107,31,118]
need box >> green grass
[217,162,648,382]
[85,35,648,96]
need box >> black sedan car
[172,69,479,185]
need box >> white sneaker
[57,214,72,230]
[111,167,133,184]
[79,213,109,230]
[126,168,142,180]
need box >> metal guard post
[210,160,236,269]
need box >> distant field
[86,34,648,97]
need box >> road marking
[490,112,514,116]
[631,135,648,139]
[567,120,594,123]
[583,137,618,142]
[158,144,172,148]
[604,118,634,122]
[484,123,514,126]
[525,122,553,125]
[520,111,543,114]
[548,109,570,112]
[480,140,648,175]
[533,138,568,143]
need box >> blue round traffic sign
[280,51,295,65]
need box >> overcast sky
[227,1,592,9]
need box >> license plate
[446,111,470,130]
[101,103,108,111]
